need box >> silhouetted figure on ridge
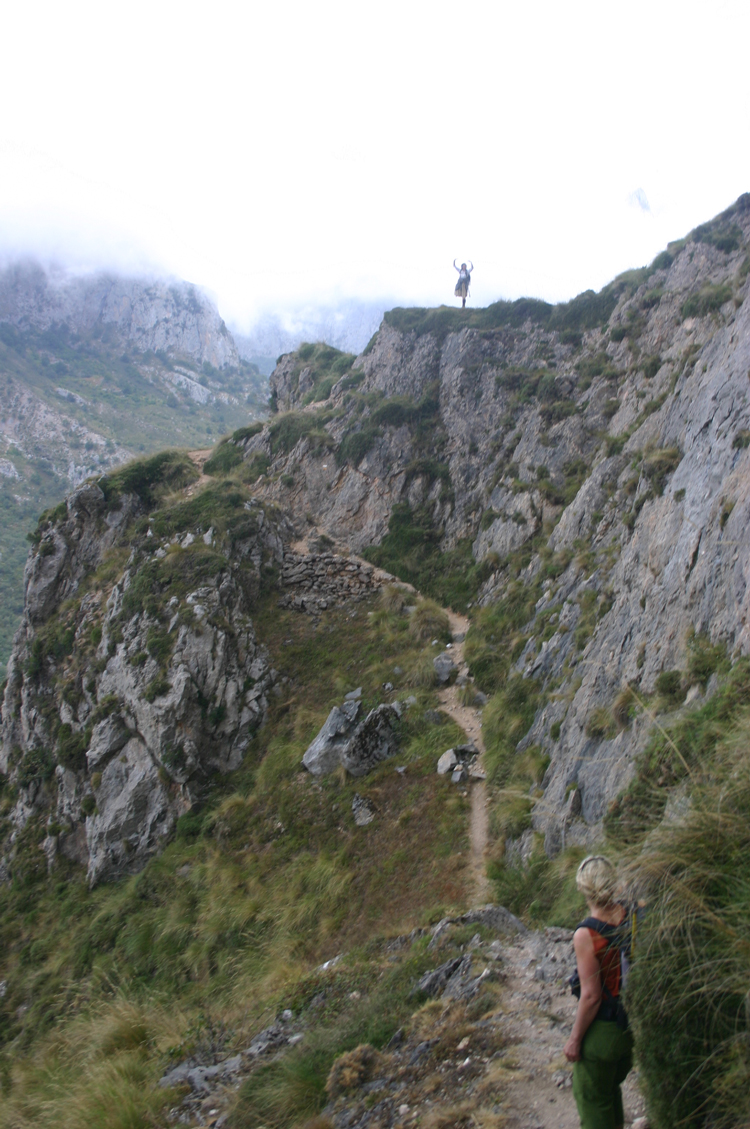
[454,259,473,308]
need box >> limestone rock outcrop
[0,475,287,884]
[0,262,238,368]
[247,194,750,850]
[302,700,400,778]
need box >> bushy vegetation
[627,708,750,1128]
[268,412,334,457]
[383,268,653,343]
[363,504,489,612]
[682,283,734,318]
[99,450,198,508]
[291,343,357,404]
[0,580,477,1127]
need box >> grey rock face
[302,701,400,778]
[0,487,289,885]
[302,702,361,776]
[0,262,238,368]
[253,197,750,850]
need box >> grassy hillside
[0,457,480,1127]
[0,320,268,677]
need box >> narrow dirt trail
[436,608,491,906]
[286,528,492,906]
[186,449,213,496]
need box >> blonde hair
[576,855,619,908]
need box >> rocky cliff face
[0,262,238,369]
[0,261,267,680]
[246,194,750,852]
[0,457,290,884]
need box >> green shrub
[336,425,382,467]
[585,706,616,739]
[17,748,55,789]
[144,677,170,702]
[641,354,662,379]
[650,250,673,272]
[100,451,198,510]
[687,629,729,688]
[655,669,684,704]
[269,413,333,457]
[483,675,541,785]
[408,599,450,644]
[641,288,663,310]
[203,440,243,476]
[231,422,264,443]
[692,220,742,254]
[641,446,682,496]
[605,659,750,845]
[363,505,483,612]
[682,283,733,319]
[57,724,88,772]
[576,352,618,383]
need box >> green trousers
[572,1019,634,1129]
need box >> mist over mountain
[232,299,392,371]
[0,259,266,678]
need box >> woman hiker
[453,259,473,308]
[564,855,635,1129]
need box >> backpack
[568,907,636,1030]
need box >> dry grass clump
[325,1043,382,1098]
[457,682,478,707]
[380,584,408,614]
[585,705,616,739]
[0,1000,184,1129]
[408,599,451,644]
[627,713,750,1129]
[612,685,636,729]
[407,651,438,689]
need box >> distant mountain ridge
[0,261,239,369]
[0,261,265,678]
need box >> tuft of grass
[682,283,733,319]
[585,706,617,740]
[99,450,198,511]
[604,658,750,846]
[627,713,750,1129]
[408,600,450,645]
[380,585,408,615]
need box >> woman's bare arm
[564,928,602,1062]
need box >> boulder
[302,701,399,778]
[437,749,458,775]
[341,704,400,777]
[352,793,375,826]
[433,652,456,684]
[301,700,360,775]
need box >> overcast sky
[1,0,749,331]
